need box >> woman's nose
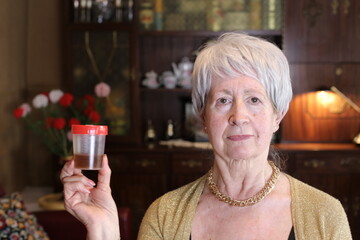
[228,103,249,126]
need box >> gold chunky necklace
[207,161,280,207]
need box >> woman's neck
[211,156,273,200]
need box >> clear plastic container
[72,125,108,170]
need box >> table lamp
[330,86,360,145]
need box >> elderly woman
[61,32,352,240]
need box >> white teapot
[171,57,193,89]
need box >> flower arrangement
[13,82,111,158]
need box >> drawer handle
[343,0,350,15]
[304,159,325,168]
[181,160,202,168]
[135,158,156,168]
[340,158,360,168]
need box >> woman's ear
[273,111,285,132]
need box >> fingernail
[87,180,96,186]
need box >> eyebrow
[214,88,265,96]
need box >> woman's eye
[217,98,229,104]
[250,97,260,103]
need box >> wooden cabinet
[282,0,360,143]
[170,151,213,189]
[108,150,168,237]
[62,1,141,144]
[284,0,360,63]
[62,0,284,145]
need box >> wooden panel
[284,0,340,63]
[171,151,213,189]
[294,152,360,174]
[289,64,336,95]
[109,151,168,239]
[335,64,360,99]
[172,152,213,173]
[138,34,211,75]
[340,0,360,62]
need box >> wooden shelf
[64,22,135,31]
[138,29,282,37]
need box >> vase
[38,192,65,210]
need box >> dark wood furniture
[62,0,282,145]
[106,143,360,239]
[283,0,360,63]
[62,1,141,145]
[282,0,360,143]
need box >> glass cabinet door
[138,0,282,31]
[68,29,140,143]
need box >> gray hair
[192,32,293,118]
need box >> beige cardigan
[138,174,352,240]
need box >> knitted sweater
[138,174,352,240]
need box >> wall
[26,0,62,188]
[0,0,61,193]
[0,0,28,193]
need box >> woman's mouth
[227,134,253,141]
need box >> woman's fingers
[96,154,112,190]
[60,160,82,183]
[61,160,96,195]
[63,175,95,192]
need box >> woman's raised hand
[60,155,120,240]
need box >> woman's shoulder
[146,175,207,214]
[286,174,351,239]
[159,175,206,205]
[286,174,342,209]
[139,175,207,238]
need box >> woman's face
[203,75,282,161]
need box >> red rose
[83,94,95,107]
[53,118,66,129]
[46,117,54,127]
[88,111,101,123]
[13,108,24,118]
[68,118,80,126]
[83,105,94,115]
[59,93,74,107]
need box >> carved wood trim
[302,0,323,27]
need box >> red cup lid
[71,125,108,135]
